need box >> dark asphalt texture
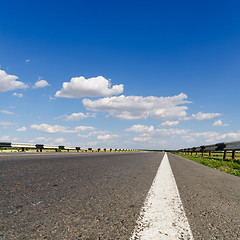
[1,152,240,240]
[0,152,163,240]
[168,153,240,240]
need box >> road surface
[0,152,239,239]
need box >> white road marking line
[130,153,194,240]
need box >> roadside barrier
[0,142,135,153]
[178,141,240,160]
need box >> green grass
[195,151,240,160]
[173,153,240,177]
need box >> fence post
[209,151,212,157]
[223,150,227,160]
[232,150,236,160]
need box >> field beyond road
[174,152,240,177]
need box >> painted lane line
[130,153,193,240]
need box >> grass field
[179,151,240,160]
[174,153,240,177]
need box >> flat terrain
[0,152,239,239]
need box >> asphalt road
[168,153,240,240]
[0,152,239,239]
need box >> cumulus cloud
[131,127,189,145]
[33,79,50,88]
[77,134,89,139]
[97,134,119,140]
[215,131,240,141]
[183,131,240,145]
[31,124,73,134]
[126,124,154,133]
[176,129,240,148]
[213,120,229,127]
[0,110,14,115]
[77,130,110,139]
[74,126,95,132]
[83,93,189,120]
[31,124,95,134]
[191,131,219,140]
[129,126,240,149]
[183,112,221,121]
[55,76,124,98]
[160,120,179,127]
[156,128,189,136]
[17,126,27,132]
[0,70,28,92]
[58,112,96,121]
[13,93,23,98]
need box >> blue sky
[0,0,240,149]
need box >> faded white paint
[130,153,193,240]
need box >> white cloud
[74,126,95,132]
[160,120,179,127]
[13,93,23,98]
[183,112,221,121]
[156,128,189,136]
[55,76,124,98]
[89,130,109,136]
[177,130,240,147]
[216,131,240,141]
[130,128,189,147]
[58,112,96,121]
[191,131,219,140]
[33,79,50,88]
[17,126,27,132]
[83,93,189,120]
[0,70,28,92]
[31,124,73,134]
[126,124,154,133]
[97,134,119,140]
[133,136,152,142]
[77,130,112,139]
[77,134,89,138]
[25,59,31,63]
[213,120,229,127]
[0,110,14,115]
[30,124,95,134]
